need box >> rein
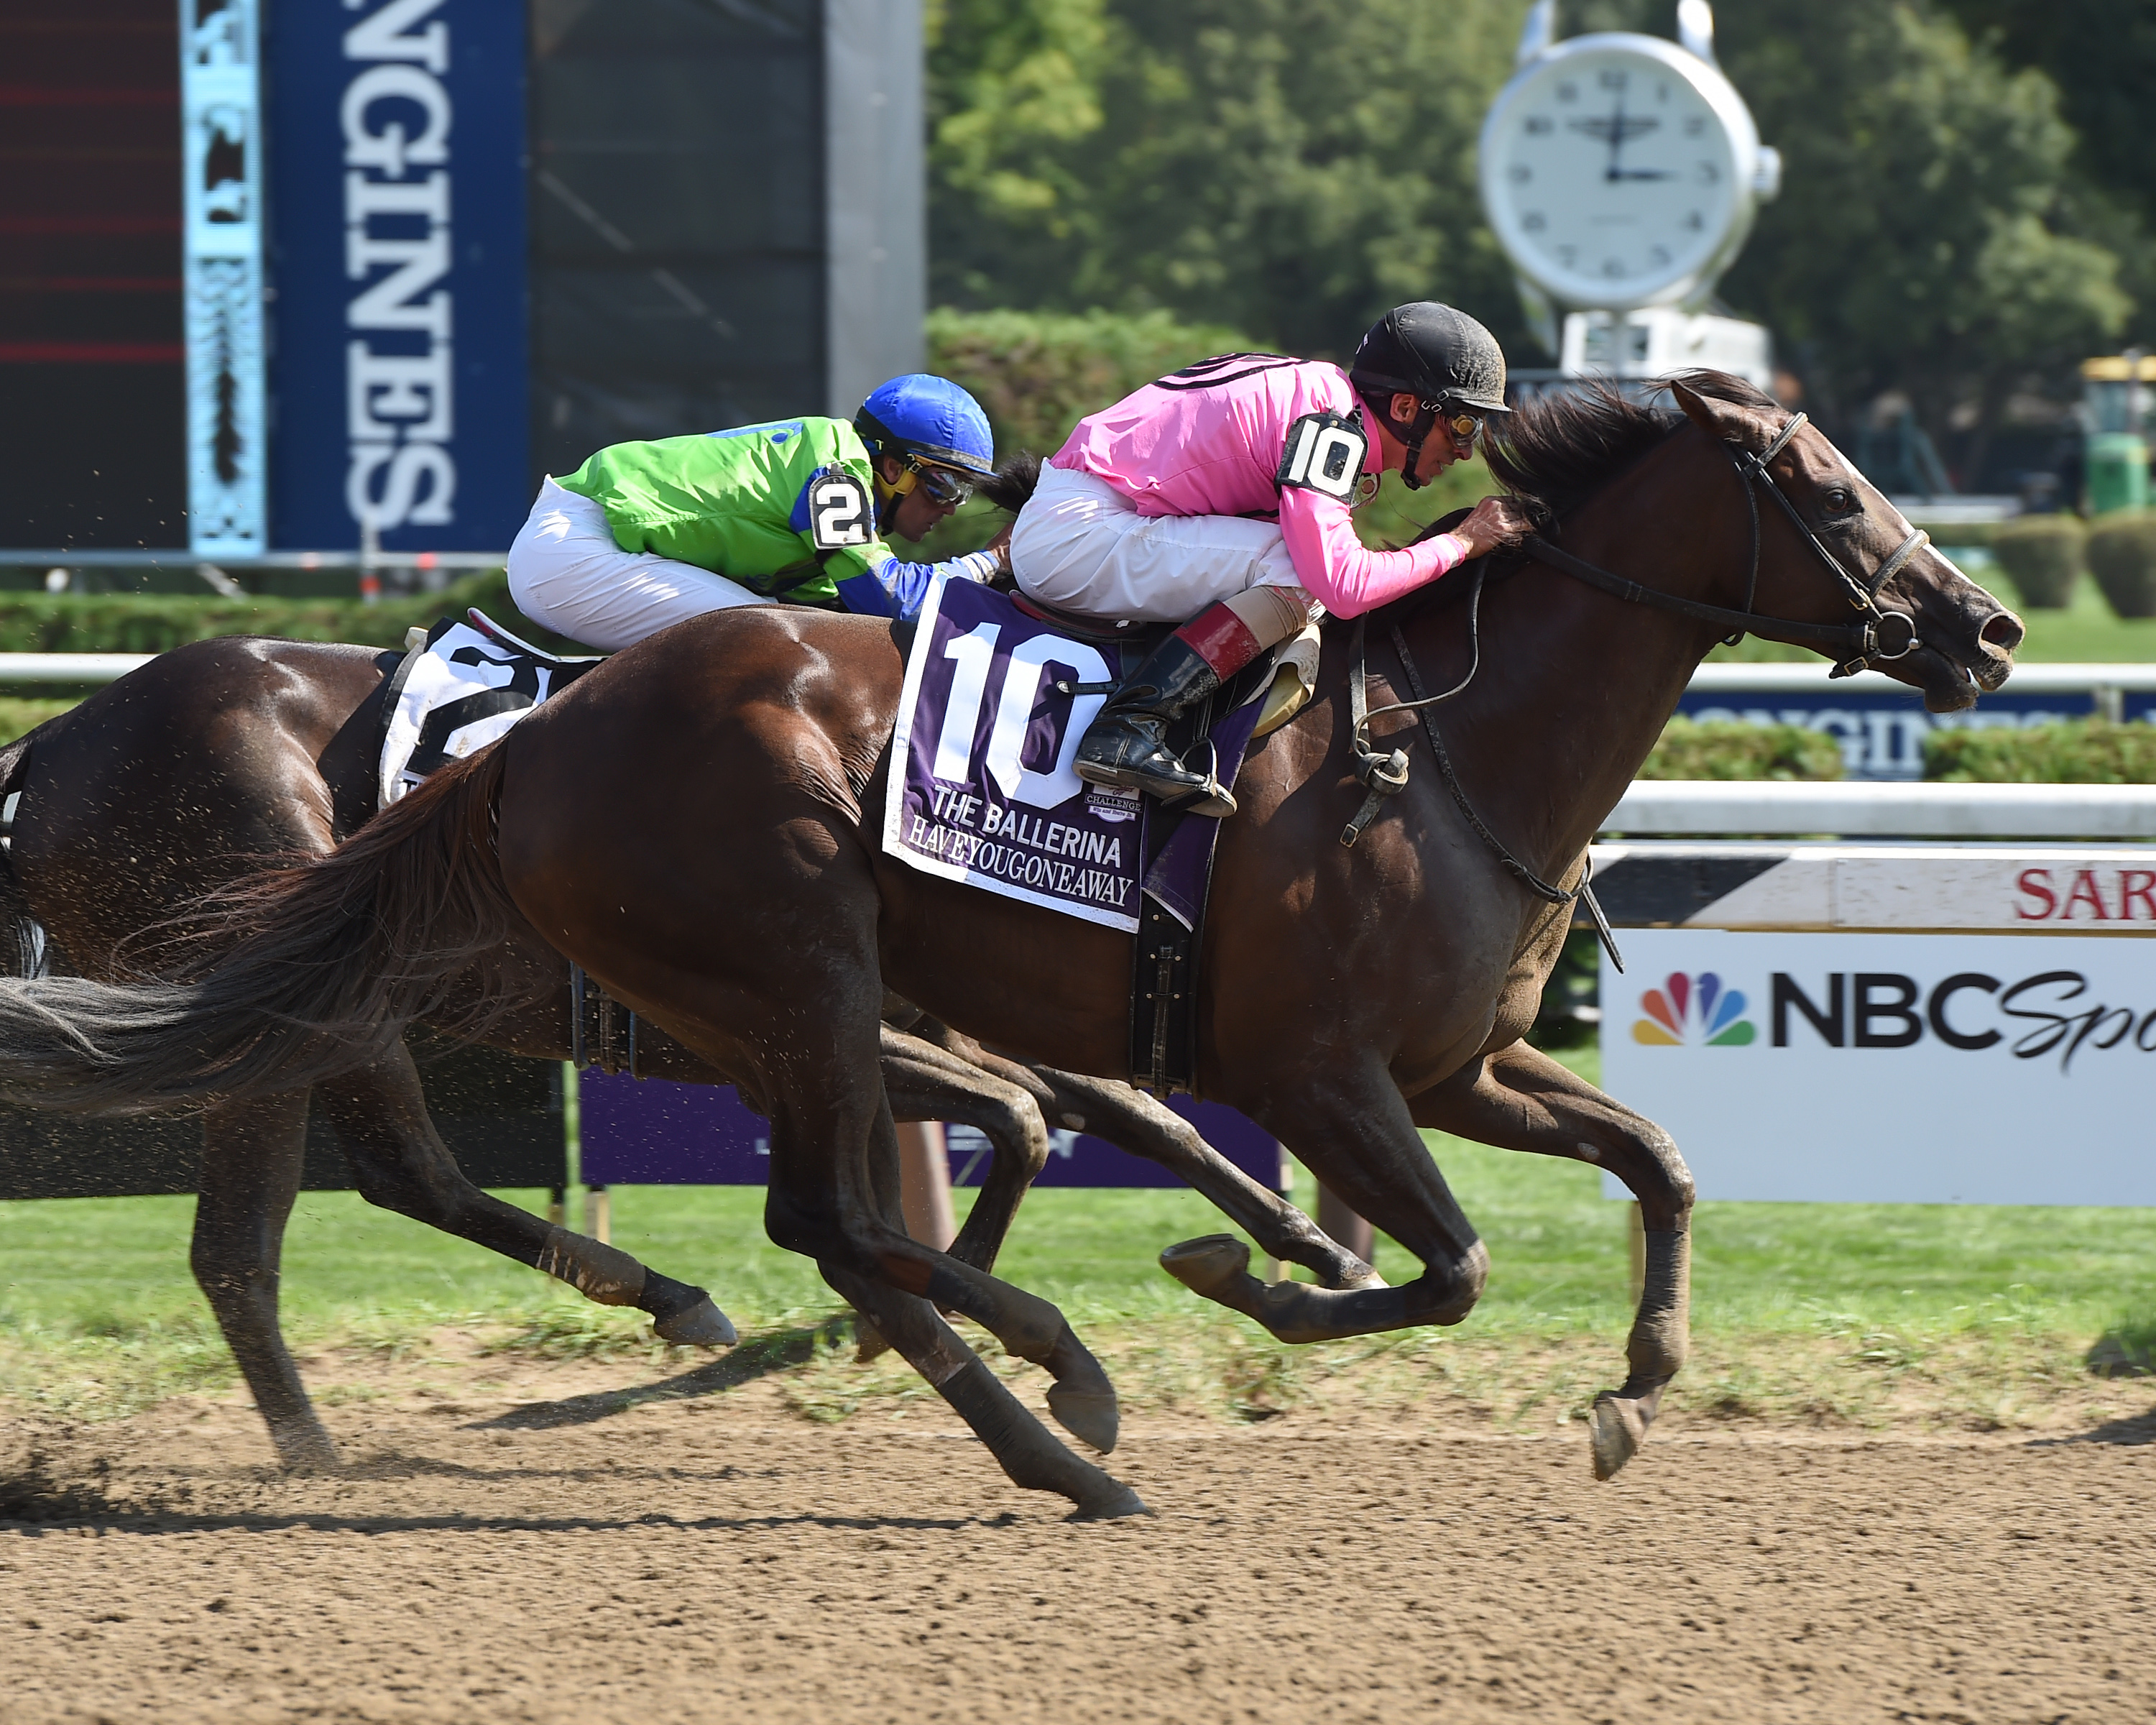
[1524,414,1927,677]
[1336,408,1933,970]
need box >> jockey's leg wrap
[1174,587,1314,678]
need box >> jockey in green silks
[507,374,1009,650]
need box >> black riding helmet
[1349,302,1511,490]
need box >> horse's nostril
[1980,610,2025,653]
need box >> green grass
[4,1047,2152,1431]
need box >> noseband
[1523,410,1927,677]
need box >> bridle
[1523,410,1927,678]
[1337,408,1935,967]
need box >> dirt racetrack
[4,1351,2154,1725]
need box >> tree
[1936,0,2156,347]
[927,0,2135,456]
[929,0,1526,360]
[1716,1,2129,449]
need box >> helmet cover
[854,374,997,477]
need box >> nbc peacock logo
[1633,971,1756,1046]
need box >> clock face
[1480,37,1754,310]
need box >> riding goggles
[1430,405,1482,452]
[903,457,975,507]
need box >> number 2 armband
[1276,410,1370,503]
[806,469,874,551]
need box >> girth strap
[1340,617,1411,847]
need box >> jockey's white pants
[506,478,763,652]
[1010,463,1304,624]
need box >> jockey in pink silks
[1010,301,1531,816]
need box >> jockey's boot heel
[1076,634,1235,816]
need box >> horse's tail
[0,742,520,1116]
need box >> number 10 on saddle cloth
[884,575,1147,932]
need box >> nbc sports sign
[1599,931,2156,1206]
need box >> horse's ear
[1669,380,1764,449]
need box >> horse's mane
[1347,370,1780,632]
[1480,369,1779,528]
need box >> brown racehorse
[0,377,2021,1517]
[0,645,1363,1471]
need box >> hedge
[2086,512,2156,620]
[1925,719,2156,783]
[1989,515,2086,609]
[1637,717,1844,780]
[0,567,573,659]
[925,306,1256,458]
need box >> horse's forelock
[1482,369,1779,524]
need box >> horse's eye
[1823,487,1856,515]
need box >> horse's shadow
[2057,1407,2156,1448]
[469,1315,848,1432]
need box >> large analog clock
[1479,32,1778,313]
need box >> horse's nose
[1980,609,2025,655]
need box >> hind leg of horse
[318,1041,734,1346]
[735,980,1126,1466]
[820,1261,1147,1521]
[1174,1062,1492,1346]
[1410,1040,1695,1481]
[190,1091,339,1471]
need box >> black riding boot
[1074,635,1237,817]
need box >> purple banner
[885,577,1143,932]
[579,1073,1285,1193]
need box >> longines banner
[1600,930,2156,1207]
[266,0,528,550]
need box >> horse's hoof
[270,1423,341,1474]
[1589,1392,1650,1481]
[655,1298,737,1348]
[1159,1234,1250,1297]
[1046,1384,1121,1455]
[1066,1484,1152,1522]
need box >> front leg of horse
[878,1023,1050,1278]
[1411,1041,1695,1480]
[1177,1072,1490,1344]
[996,1062,1386,1295]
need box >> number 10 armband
[1276,410,1370,503]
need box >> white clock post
[1479,0,1781,392]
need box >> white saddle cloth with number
[377,611,604,809]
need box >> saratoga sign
[1600,930,2156,1205]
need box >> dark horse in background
[0,377,2020,1517]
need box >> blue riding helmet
[854,374,996,479]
